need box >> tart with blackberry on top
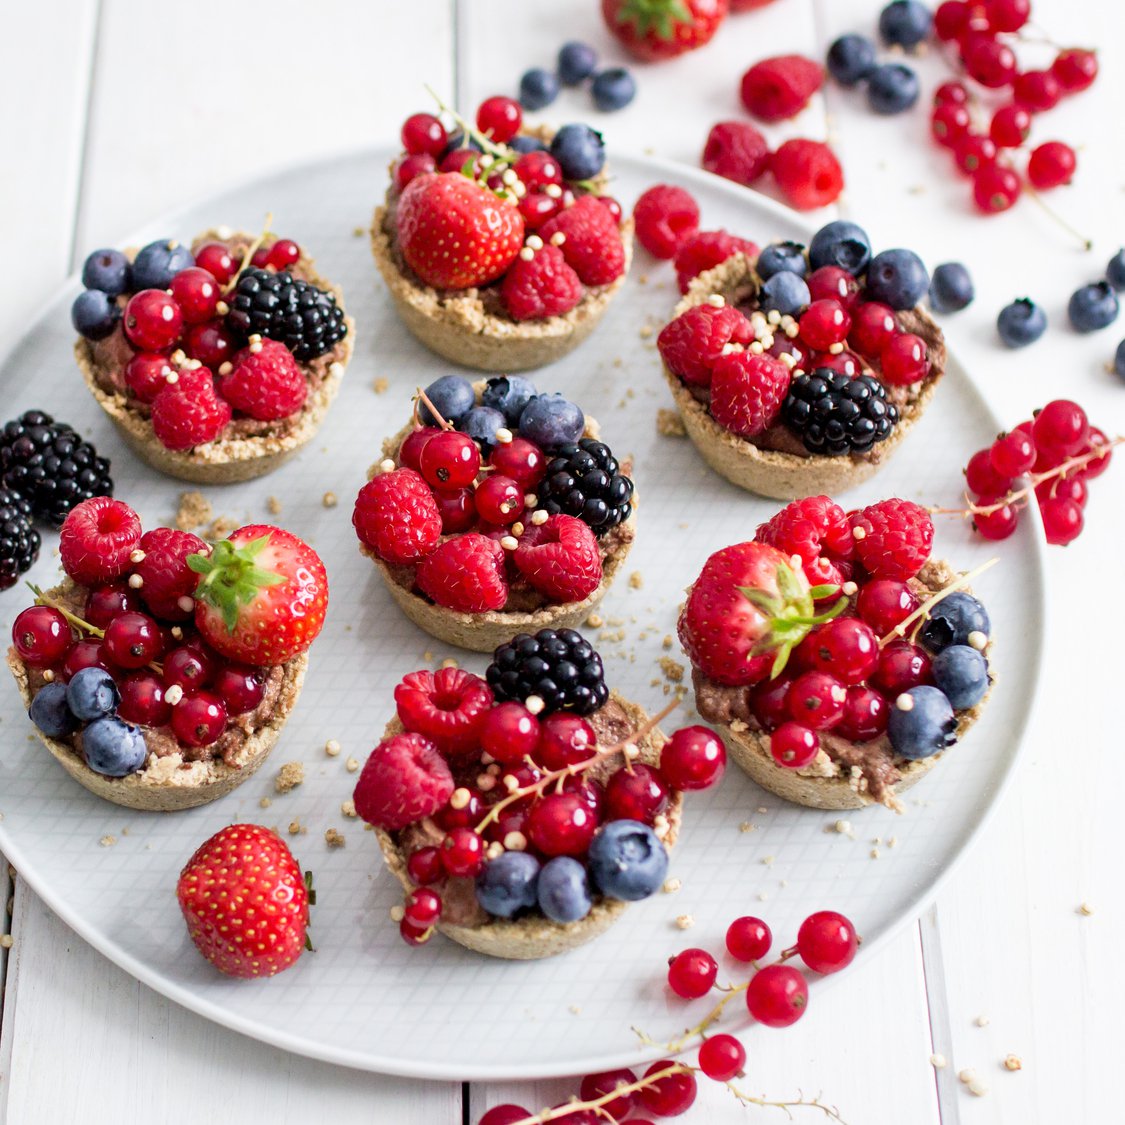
[353,373,636,653]
[72,228,354,484]
[678,495,993,811]
[7,496,327,811]
[353,630,725,959]
[371,97,632,371]
[656,219,946,500]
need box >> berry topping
[394,667,494,760]
[537,439,634,536]
[353,731,454,830]
[81,247,132,296]
[657,303,754,387]
[132,239,194,290]
[500,243,584,321]
[808,220,872,274]
[770,139,844,210]
[632,184,701,260]
[887,685,957,759]
[517,393,585,450]
[588,819,668,901]
[513,514,603,603]
[710,352,791,438]
[849,499,933,581]
[150,368,232,451]
[0,490,39,590]
[702,121,771,187]
[659,725,726,790]
[71,289,120,341]
[537,855,593,923]
[83,717,147,777]
[475,851,541,918]
[353,468,442,566]
[220,339,308,421]
[673,229,760,294]
[130,526,207,621]
[59,496,142,586]
[540,196,626,287]
[932,645,989,709]
[416,533,508,613]
[487,628,608,715]
[12,605,72,667]
[123,289,183,352]
[782,370,898,457]
[740,54,824,122]
[226,267,347,360]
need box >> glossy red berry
[1027,141,1077,189]
[478,1108,534,1125]
[989,104,1031,149]
[395,153,437,191]
[399,427,441,472]
[954,134,998,176]
[399,916,432,946]
[476,96,522,143]
[1032,399,1088,457]
[797,910,858,973]
[604,763,669,823]
[170,690,227,747]
[123,352,175,404]
[745,964,809,1027]
[84,583,140,628]
[1012,69,1062,111]
[933,1,969,41]
[990,430,1036,477]
[667,947,718,999]
[797,618,878,684]
[102,612,162,670]
[770,722,819,769]
[475,474,523,525]
[880,333,928,385]
[62,639,110,680]
[786,671,846,730]
[514,151,563,190]
[519,191,562,230]
[985,0,1030,32]
[1078,427,1113,480]
[965,448,1012,496]
[420,430,481,490]
[404,887,443,928]
[526,792,597,857]
[434,788,486,832]
[962,35,1018,89]
[931,103,971,147]
[212,664,265,714]
[579,1069,636,1121]
[972,163,1021,213]
[123,289,184,351]
[933,79,970,105]
[660,726,726,790]
[1036,475,1087,509]
[265,239,300,271]
[480,702,540,765]
[972,495,1020,540]
[401,113,448,157]
[835,686,889,742]
[638,1063,697,1116]
[856,579,919,635]
[726,915,772,962]
[184,320,236,369]
[749,675,792,732]
[535,712,597,770]
[698,1034,746,1082]
[814,350,861,379]
[848,301,897,358]
[489,438,546,488]
[193,241,238,284]
[1051,48,1098,93]
[806,266,862,310]
[799,299,851,350]
[169,268,220,325]
[872,641,932,696]
[434,488,476,534]
[440,827,485,877]
[406,845,444,886]
[1039,495,1084,545]
[162,644,214,690]
[117,670,171,727]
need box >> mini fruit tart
[371,98,632,371]
[656,219,947,500]
[7,497,327,811]
[353,373,636,653]
[72,228,354,484]
[677,495,993,812]
[352,629,726,959]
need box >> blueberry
[887,686,957,760]
[919,592,991,652]
[71,289,120,341]
[82,717,147,777]
[419,374,475,426]
[457,406,508,454]
[537,856,593,923]
[587,819,669,902]
[475,851,541,918]
[808,220,872,274]
[591,68,636,112]
[826,34,877,86]
[481,375,537,425]
[558,41,598,86]
[81,248,131,297]
[66,666,120,721]
[1107,248,1125,292]
[1114,339,1125,382]
[1068,281,1119,333]
[519,68,560,112]
[550,124,606,181]
[866,63,921,114]
[756,241,808,281]
[758,270,811,317]
[131,239,194,291]
[509,134,547,154]
[29,681,78,738]
[932,645,989,710]
[518,393,585,449]
[997,297,1047,347]
[929,262,975,313]
[865,248,929,310]
[878,0,933,48]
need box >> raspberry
[353,468,442,566]
[632,185,701,259]
[416,533,508,612]
[59,497,143,587]
[219,340,308,421]
[150,367,233,451]
[756,495,855,569]
[500,244,583,321]
[353,732,454,831]
[394,667,494,761]
[740,55,824,122]
[771,139,844,210]
[513,514,602,603]
[702,121,772,186]
[132,527,207,620]
[540,196,626,286]
[709,352,790,437]
[850,499,933,581]
[657,303,755,387]
[674,230,760,294]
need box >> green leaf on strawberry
[188,534,283,632]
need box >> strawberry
[602,0,729,62]
[189,524,328,665]
[176,824,311,979]
[396,172,524,290]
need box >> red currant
[972,163,1021,213]
[85,583,140,628]
[1012,69,1062,111]
[726,915,772,961]
[932,103,972,148]
[984,0,1030,32]
[933,1,969,41]
[1036,475,1087,509]
[770,722,819,769]
[475,474,523,525]
[799,299,851,350]
[404,887,442,928]
[1027,141,1077,189]
[395,153,437,191]
[402,113,448,157]
[964,448,1011,496]
[880,333,928,385]
[660,726,726,790]
[419,431,480,490]
[476,96,522,143]
[123,290,183,352]
[807,266,862,310]
[562,775,605,820]
[406,845,444,886]
[193,241,238,284]
[479,702,540,766]
[698,1034,746,1082]
[118,671,171,726]
[171,690,227,747]
[399,426,441,471]
[990,430,1036,477]
[962,34,1018,88]
[604,763,669,823]
[435,788,486,832]
[848,301,897,358]
[972,495,1020,540]
[102,612,161,670]
[440,827,485,877]
[62,639,110,680]
[797,910,858,973]
[835,686,889,742]
[266,239,300,271]
[1078,427,1113,480]
[872,641,932,696]
[856,579,919,635]
[527,793,597,857]
[124,352,175,403]
[478,1108,535,1125]
[638,1063,697,1116]
[786,671,846,729]
[440,149,483,176]
[535,712,597,770]
[162,644,214,690]
[518,191,562,230]
[483,806,531,847]
[814,350,861,379]
[1039,495,1084,545]
[750,675,792,731]
[579,1069,636,1121]
[489,438,546,488]
[667,948,718,999]
[514,151,563,190]
[1051,48,1098,93]
[1033,399,1088,457]
[434,487,476,534]
[745,964,809,1027]
[989,104,1031,148]
[400,916,432,946]
[954,133,998,176]
[169,268,220,325]
[212,664,265,714]
[184,320,236,369]
[933,78,970,105]
[796,618,878,684]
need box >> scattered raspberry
[657,303,754,387]
[132,526,207,620]
[59,497,143,586]
[740,54,824,122]
[151,367,233,451]
[702,121,772,186]
[353,468,442,566]
[771,139,844,210]
[513,514,602,603]
[632,185,701,259]
[394,667,494,762]
[709,352,790,437]
[756,495,855,585]
[540,196,626,286]
[674,229,761,294]
[850,499,933,581]
[416,533,508,611]
[500,244,584,321]
[353,732,454,831]
[219,340,308,421]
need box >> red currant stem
[1023,186,1094,252]
[222,212,275,295]
[413,388,455,431]
[723,1084,848,1123]
[1015,26,1064,48]
[422,84,510,163]
[637,981,752,1055]
[877,558,999,648]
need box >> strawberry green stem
[188,534,283,633]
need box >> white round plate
[0,149,1045,1081]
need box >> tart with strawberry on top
[353,373,636,653]
[71,227,354,484]
[678,496,993,811]
[353,630,725,959]
[7,496,327,811]
[371,97,632,371]
[656,219,946,500]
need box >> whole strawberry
[220,340,308,421]
[189,524,328,665]
[602,0,729,62]
[396,172,524,290]
[177,824,311,979]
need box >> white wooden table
[1,1,1122,1121]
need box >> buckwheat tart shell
[74,229,355,485]
[373,691,683,960]
[7,581,309,812]
[662,252,946,501]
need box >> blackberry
[486,629,608,716]
[0,411,114,527]
[538,439,634,536]
[226,268,347,361]
[781,369,898,457]
[0,488,40,590]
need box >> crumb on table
[175,491,213,531]
[266,496,282,515]
[325,828,346,849]
[658,657,684,683]
[275,762,305,793]
[656,409,686,437]
[99,835,117,848]
[628,571,643,590]
[373,377,389,394]
[322,491,338,509]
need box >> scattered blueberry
[888,685,957,760]
[1114,339,1125,382]
[537,856,594,923]
[82,716,147,777]
[866,63,920,114]
[29,681,78,739]
[130,239,194,291]
[550,124,606,181]
[919,592,991,652]
[519,68,561,112]
[587,819,668,902]
[457,406,508,455]
[1107,248,1125,292]
[419,374,475,427]
[81,248,131,297]
[826,34,877,87]
[756,241,808,280]
[759,270,812,317]
[71,289,120,341]
[878,0,933,48]
[481,375,537,426]
[591,68,636,112]
[1068,281,1120,333]
[558,41,599,86]
[509,135,547,154]
[997,298,1047,347]
[66,666,120,721]
[929,262,975,313]
[808,220,872,274]
[518,393,585,449]
[865,248,929,309]
[932,645,989,710]
[475,851,541,918]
